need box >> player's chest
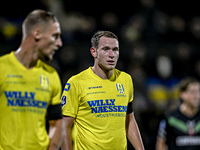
[81,81,129,105]
[2,69,52,100]
[170,118,200,147]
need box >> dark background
[1,0,200,149]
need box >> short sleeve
[62,77,80,118]
[128,75,134,103]
[51,72,62,105]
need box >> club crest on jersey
[116,83,124,94]
[40,75,49,89]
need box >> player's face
[182,83,200,108]
[95,37,119,71]
[38,21,62,61]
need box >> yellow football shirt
[62,67,134,150]
[0,52,62,150]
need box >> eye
[113,48,119,51]
[53,33,60,40]
[102,47,109,51]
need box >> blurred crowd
[1,0,200,149]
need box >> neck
[92,64,113,79]
[180,103,198,118]
[14,47,38,69]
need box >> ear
[179,91,186,101]
[33,29,42,41]
[90,47,97,58]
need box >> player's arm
[155,119,168,150]
[126,102,144,150]
[47,104,64,150]
[156,137,167,150]
[61,79,79,150]
[61,116,74,150]
[48,119,64,150]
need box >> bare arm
[48,119,64,150]
[126,112,144,150]
[156,137,167,150]
[61,116,74,150]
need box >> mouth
[107,60,115,65]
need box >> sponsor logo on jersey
[7,74,23,78]
[176,136,200,146]
[64,83,70,91]
[5,91,47,109]
[40,75,49,89]
[87,99,127,114]
[88,86,102,89]
[116,83,124,94]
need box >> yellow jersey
[0,52,62,150]
[62,67,134,150]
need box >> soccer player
[0,10,63,150]
[61,31,144,150]
[156,77,200,150]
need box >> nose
[108,50,114,58]
[56,37,63,48]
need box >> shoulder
[38,60,58,74]
[166,107,181,119]
[68,68,90,83]
[0,52,11,62]
[0,52,13,70]
[115,69,132,80]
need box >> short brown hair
[179,77,199,92]
[91,31,118,49]
[22,9,58,36]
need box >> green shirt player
[0,10,63,150]
[61,31,144,150]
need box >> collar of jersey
[88,67,116,82]
[11,51,40,71]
